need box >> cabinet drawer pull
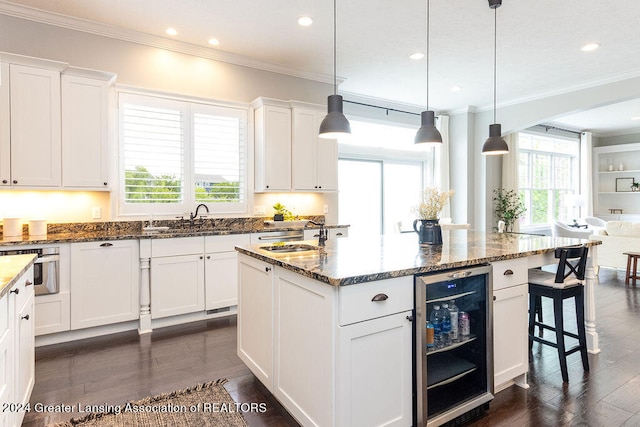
[265,267,272,272]
[12,180,17,184]
[2,179,7,184]
[406,315,413,322]
[371,293,388,302]
[100,243,113,247]
[336,232,343,236]
[503,269,514,276]
[25,280,33,287]
[10,288,19,295]
[21,314,30,321]
[493,295,497,301]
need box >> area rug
[49,379,248,427]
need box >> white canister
[3,218,23,237]
[28,219,47,237]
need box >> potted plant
[412,188,455,245]
[272,202,293,221]
[493,188,526,232]
[631,182,639,192]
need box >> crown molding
[0,0,336,85]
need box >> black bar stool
[528,245,589,383]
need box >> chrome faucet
[190,204,209,226]
[306,220,327,246]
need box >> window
[518,132,580,226]
[338,120,433,237]
[119,93,247,215]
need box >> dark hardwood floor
[23,268,640,426]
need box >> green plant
[493,188,526,231]
[414,188,455,220]
[272,202,294,220]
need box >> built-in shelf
[599,169,640,174]
[598,192,640,195]
[593,143,640,216]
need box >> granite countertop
[236,230,602,286]
[0,254,37,298]
[0,220,349,247]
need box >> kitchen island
[235,230,600,427]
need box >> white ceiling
[3,0,640,136]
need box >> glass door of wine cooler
[414,265,494,427]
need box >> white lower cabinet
[151,254,205,319]
[492,259,529,391]
[70,240,140,330]
[237,253,413,426]
[237,255,274,388]
[204,234,250,311]
[1,263,35,427]
[336,310,413,427]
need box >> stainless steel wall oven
[0,247,60,295]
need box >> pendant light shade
[482,0,509,155]
[415,111,442,144]
[319,94,351,139]
[319,0,351,139]
[415,0,442,144]
[482,123,508,155]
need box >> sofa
[589,221,640,270]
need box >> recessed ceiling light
[451,85,462,92]
[165,28,178,36]
[409,52,425,60]
[581,42,600,52]
[631,116,640,121]
[208,38,220,46]
[298,16,313,27]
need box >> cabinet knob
[266,185,270,189]
[103,182,108,186]
[371,293,388,302]
[10,288,19,295]
[12,180,17,184]
[21,314,30,321]
[318,186,322,189]
[406,315,413,322]
[199,256,204,260]
[206,255,211,259]
[1,179,7,184]
[100,242,113,247]
[493,295,497,301]
[25,280,33,287]
[265,266,271,272]
[503,269,514,276]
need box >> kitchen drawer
[205,233,250,253]
[492,258,528,291]
[338,277,413,326]
[151,237,204,257]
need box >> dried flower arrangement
[414,188,455,220]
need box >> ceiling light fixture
[410,52,425,60]
[165,28,178,36]
[415,0,442,144]
[208,38,220,46]
[451,85,462,92]
[482,0,509,155]
[319,0,351,139]
[631,116,640,121]
[298,16,314,27]
[581,42,600,52]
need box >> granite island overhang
[235,230,602,286]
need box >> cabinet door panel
[493,283,528,388]
[0,63,10,187]
[291,108,318,190]
[255,105,291,191]
[151,255,204,319]
[16,294,34,414]
[62,75,109,188]
[237,256,273,389]
[71,241,140,329]
[9,64,61,186]
[205,252,238,310]
[316,137,338,190]
[337,311,413,427]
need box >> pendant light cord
[426,0,430,111]
[333,0,337,95]
[493,5,497,124]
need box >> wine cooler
[414,265,494,426]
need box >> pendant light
[319,0,351,139]
[415,0,442,144]
[482,0,509,155]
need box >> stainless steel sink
[259,243,318,254]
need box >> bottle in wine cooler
[429,305,443,348]
[441,303,451,346]
[426,321,435,348]
[459,311,470,336]
[448,300,459,342]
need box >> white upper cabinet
[254,99,292,191]
[292,107,338,191]
[8,64,62,187]
[62,69,115,189]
